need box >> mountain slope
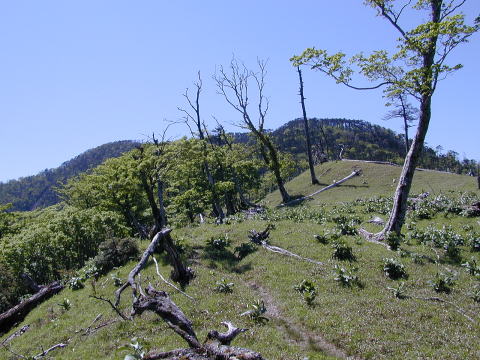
[0,140,140,211]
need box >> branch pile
[113,229,264,359]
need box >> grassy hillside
[1,161,479,359]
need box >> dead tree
[215,57,291,203]
[383,93,418,157]
[297,67,319,185]
[114,230,264,360]
[0,281,64,334]
[178,71,225,222]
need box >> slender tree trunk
[157,179,168,227]
[297,67,319,185]
[382,94,432,235]
[403,120,410,157]
[381,1,440,236]
[255,134,290,202]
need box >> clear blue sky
[1,1,479,182]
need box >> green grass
[1,161,479,359]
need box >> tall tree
[297,67,320,185]
[292,0,479,238]
[383,93,418,156]
[214,58,291,203]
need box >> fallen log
[280,169,361,207]
[0,281,63,334]
[115,228,194,307]
[249,226,323,266]
[110,233,264,359]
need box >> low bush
[332,241,356,261]
[93,238,139,275]
[383,258,408,280]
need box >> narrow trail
[247,282,361,360]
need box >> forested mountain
[0,140,140,211]
[233,118,478,175]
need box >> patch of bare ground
[248,282,361,360]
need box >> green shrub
[383,258,408,280]
[429,270,456,294]
[93,238,139,275]
[293,279,317,305]
[68,276,85,290]
[334,265,360,287]
[332,241,356,261]
[214,279,234,293]
[234,242,257,259]
[206,234,230,250]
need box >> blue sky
[1,1,479,182]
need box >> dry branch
[280,169,361,207]
[249,226,323,265]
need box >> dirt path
[248,282,361,360]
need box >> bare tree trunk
[297,67,319,185]
[179,72,225,223]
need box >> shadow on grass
[202,245,257,273]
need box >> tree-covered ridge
[0,140,140,211]
[238,118,478,175]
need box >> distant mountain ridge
[1,118,476,212]
[0,140,140,211]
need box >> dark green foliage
[0,141,139,211]
[93,238,139,275]
[214,279,234,293]
[429,270,456,294]
[206,235,231,251]
[234,242,257,260]
[461,258,480,277]
[383,258,408,280]
[334,265,360,287]
[385,231,402,251]
[233,118,479,175]
[332,240,356,261]
[68,277,85,291]
[0,260,25,312]
[293,279,317,305]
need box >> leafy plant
[383,258,408,280]
[93,237,139,275]
[111,273,124,287]
[429,270,457,294]
[243,300,269,324]
[214,279,234,293]
[206,234,231,250]
[58,298,71,311]
[461,258,480,277]
[123,338,145,360]
[334,265,360,287]
[469,284,480,303]
[293,279,317,305]
[332,241,356,262]
[313,233,329,244]
[68,276,85,291]
[385,231,402,251]
[386,282,408,299]
[234,242,257,259]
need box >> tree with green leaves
[292,0,479,239]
